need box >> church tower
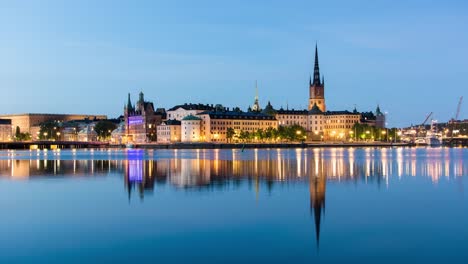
[251,80,261,112]
[308,44,326,112]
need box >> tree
[239,131,250,142]
[94,121,117,141]
[39,120,61,140]
[14,126,32,141]
[226,127,235,143]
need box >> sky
[0,0,467,127]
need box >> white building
[167,103,215,121]
[181,115,202,142]
[111,123,126,144]
[77,126,98,142]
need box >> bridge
[0,141,109,150]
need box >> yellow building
[198,110,278,143]
[323,111,361,141]
[157,120,181,143]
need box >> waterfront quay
[0,141,109,150]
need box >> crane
[450,96,463,140]
[417,112,433,137]
[455,96,463,121]
[421,112,433,126]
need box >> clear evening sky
[1,0,467,127]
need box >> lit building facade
[181,115,202,142]
[124,92,166,143]
[198,110,278,143]
[0,119,12,142]
[0,113,107,136]
[77,125,98,142]
[157,119,181,143]
[323,111,361,141]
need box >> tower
[375,104,386,128]
[308,44,326,111]
[310,165,326,249]
[252,80,261,112]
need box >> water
[0,147,467,263]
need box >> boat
[425,120,442,147]
[414,137,427,146]
[426,136,442,147]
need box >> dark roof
[182,114,202,121]
[164,119,181,125]
[308,103,324,115]
[0,119,11,125]
[262,101,277,116]
[276,108,309,115]
[168,103,215,111]
[198,110,277,120]
[324,110,360,116]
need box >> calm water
[0,147,467,263]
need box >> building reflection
[0,148,466,248]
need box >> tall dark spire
[313,44,321,86]
[127,93,133,110]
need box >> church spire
[127,93,133,110]
[252,80,261,112]
[313,44,321,86]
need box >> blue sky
[0,0,467,127]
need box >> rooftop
[198,110,277,120]
[182,114,202,121]
[168,103,216,111]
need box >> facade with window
[198,110,278,143]
[157,119,181,143]
[323,111,361,141]
[0,119,12,142]
[181,115,202,142]
[124,92,166,143]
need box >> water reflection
[0,148,466,249]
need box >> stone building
[157,119,181,143]
[0,113,107,136]
[124,92,166,143]
[0,119,12,142]
[197,110,278,143]
[323,111,361,141]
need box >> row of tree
[351,123,401,141]
[227,125,307,143]
[38,120,117,141]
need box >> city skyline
[1,0,467,127]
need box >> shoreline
[2,141,466,150]
[131,142,411,149]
